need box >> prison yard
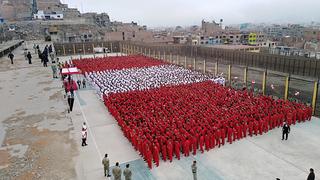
[0,40,318,180]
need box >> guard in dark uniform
[282,122,290,140]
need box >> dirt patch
[1,112,77,179]
[38,81,52,85]
[0,150,10,168]
[42,87,52,92]
[15,111,26,116]
[49,91,63,101]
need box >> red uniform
[146,147,152,169]
[220,129,225,145]
[184,139,190,157]
[161,144,167,161]
[199,136,204,153]
[153,146,160,166]
[167,141,173,162]
[227,127,233,144]
[258,121,263,135]
[215,130,221,147]
[243,123,248,137]
[210,133,216,149]
[174,141,180,160]
[248,122,253,137]
[205,135,210,151]
[192,137,197,155]
[253,122,258,136]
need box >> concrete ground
[0,45,319,180]
[0,41,78,179]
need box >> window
[230,36,233,39]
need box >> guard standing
[27,52,32,64]
[123,164,132,180]
[102,154,110,177]
[191,161,197,180]
[282,122,290,140]
[8,52,14,64]
[112,162,122,180]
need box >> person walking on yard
[123,164,132,180]
[50,51,55,62]
[77,80,81,89]
[307,168,315,180]
[51,60,58,78]
[33,44,37,54]
[82,79,86,88]
[112,162,122,180]
[8,52,14,64]
[27,52,32,64]
[282,121,290,140]
[81,129,87,146]
[191,161,197,180]
[102,154,110,177]
[67,91,75,112]
[43,53,49,67]
[82,122,87,132]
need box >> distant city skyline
[62,0,320,27]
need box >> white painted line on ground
[75,92,103,160]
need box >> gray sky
[62,0,320,27]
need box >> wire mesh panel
[75,43,84,54]
[186,57,194,70]
[247,69,263,94]
[231,65,245,90]
[266,72,286,99]
[196,59,205,73]
[217,63,228,79]
[288,78,313,105]
[206,62,215,75]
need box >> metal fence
[120,42,320,79]
[54,41,120,56]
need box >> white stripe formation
[86,64,225,97]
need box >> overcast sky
[62,0,320,27]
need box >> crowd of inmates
[72,55,167,73]
[72,56,312,169]
[104,81,312,169]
